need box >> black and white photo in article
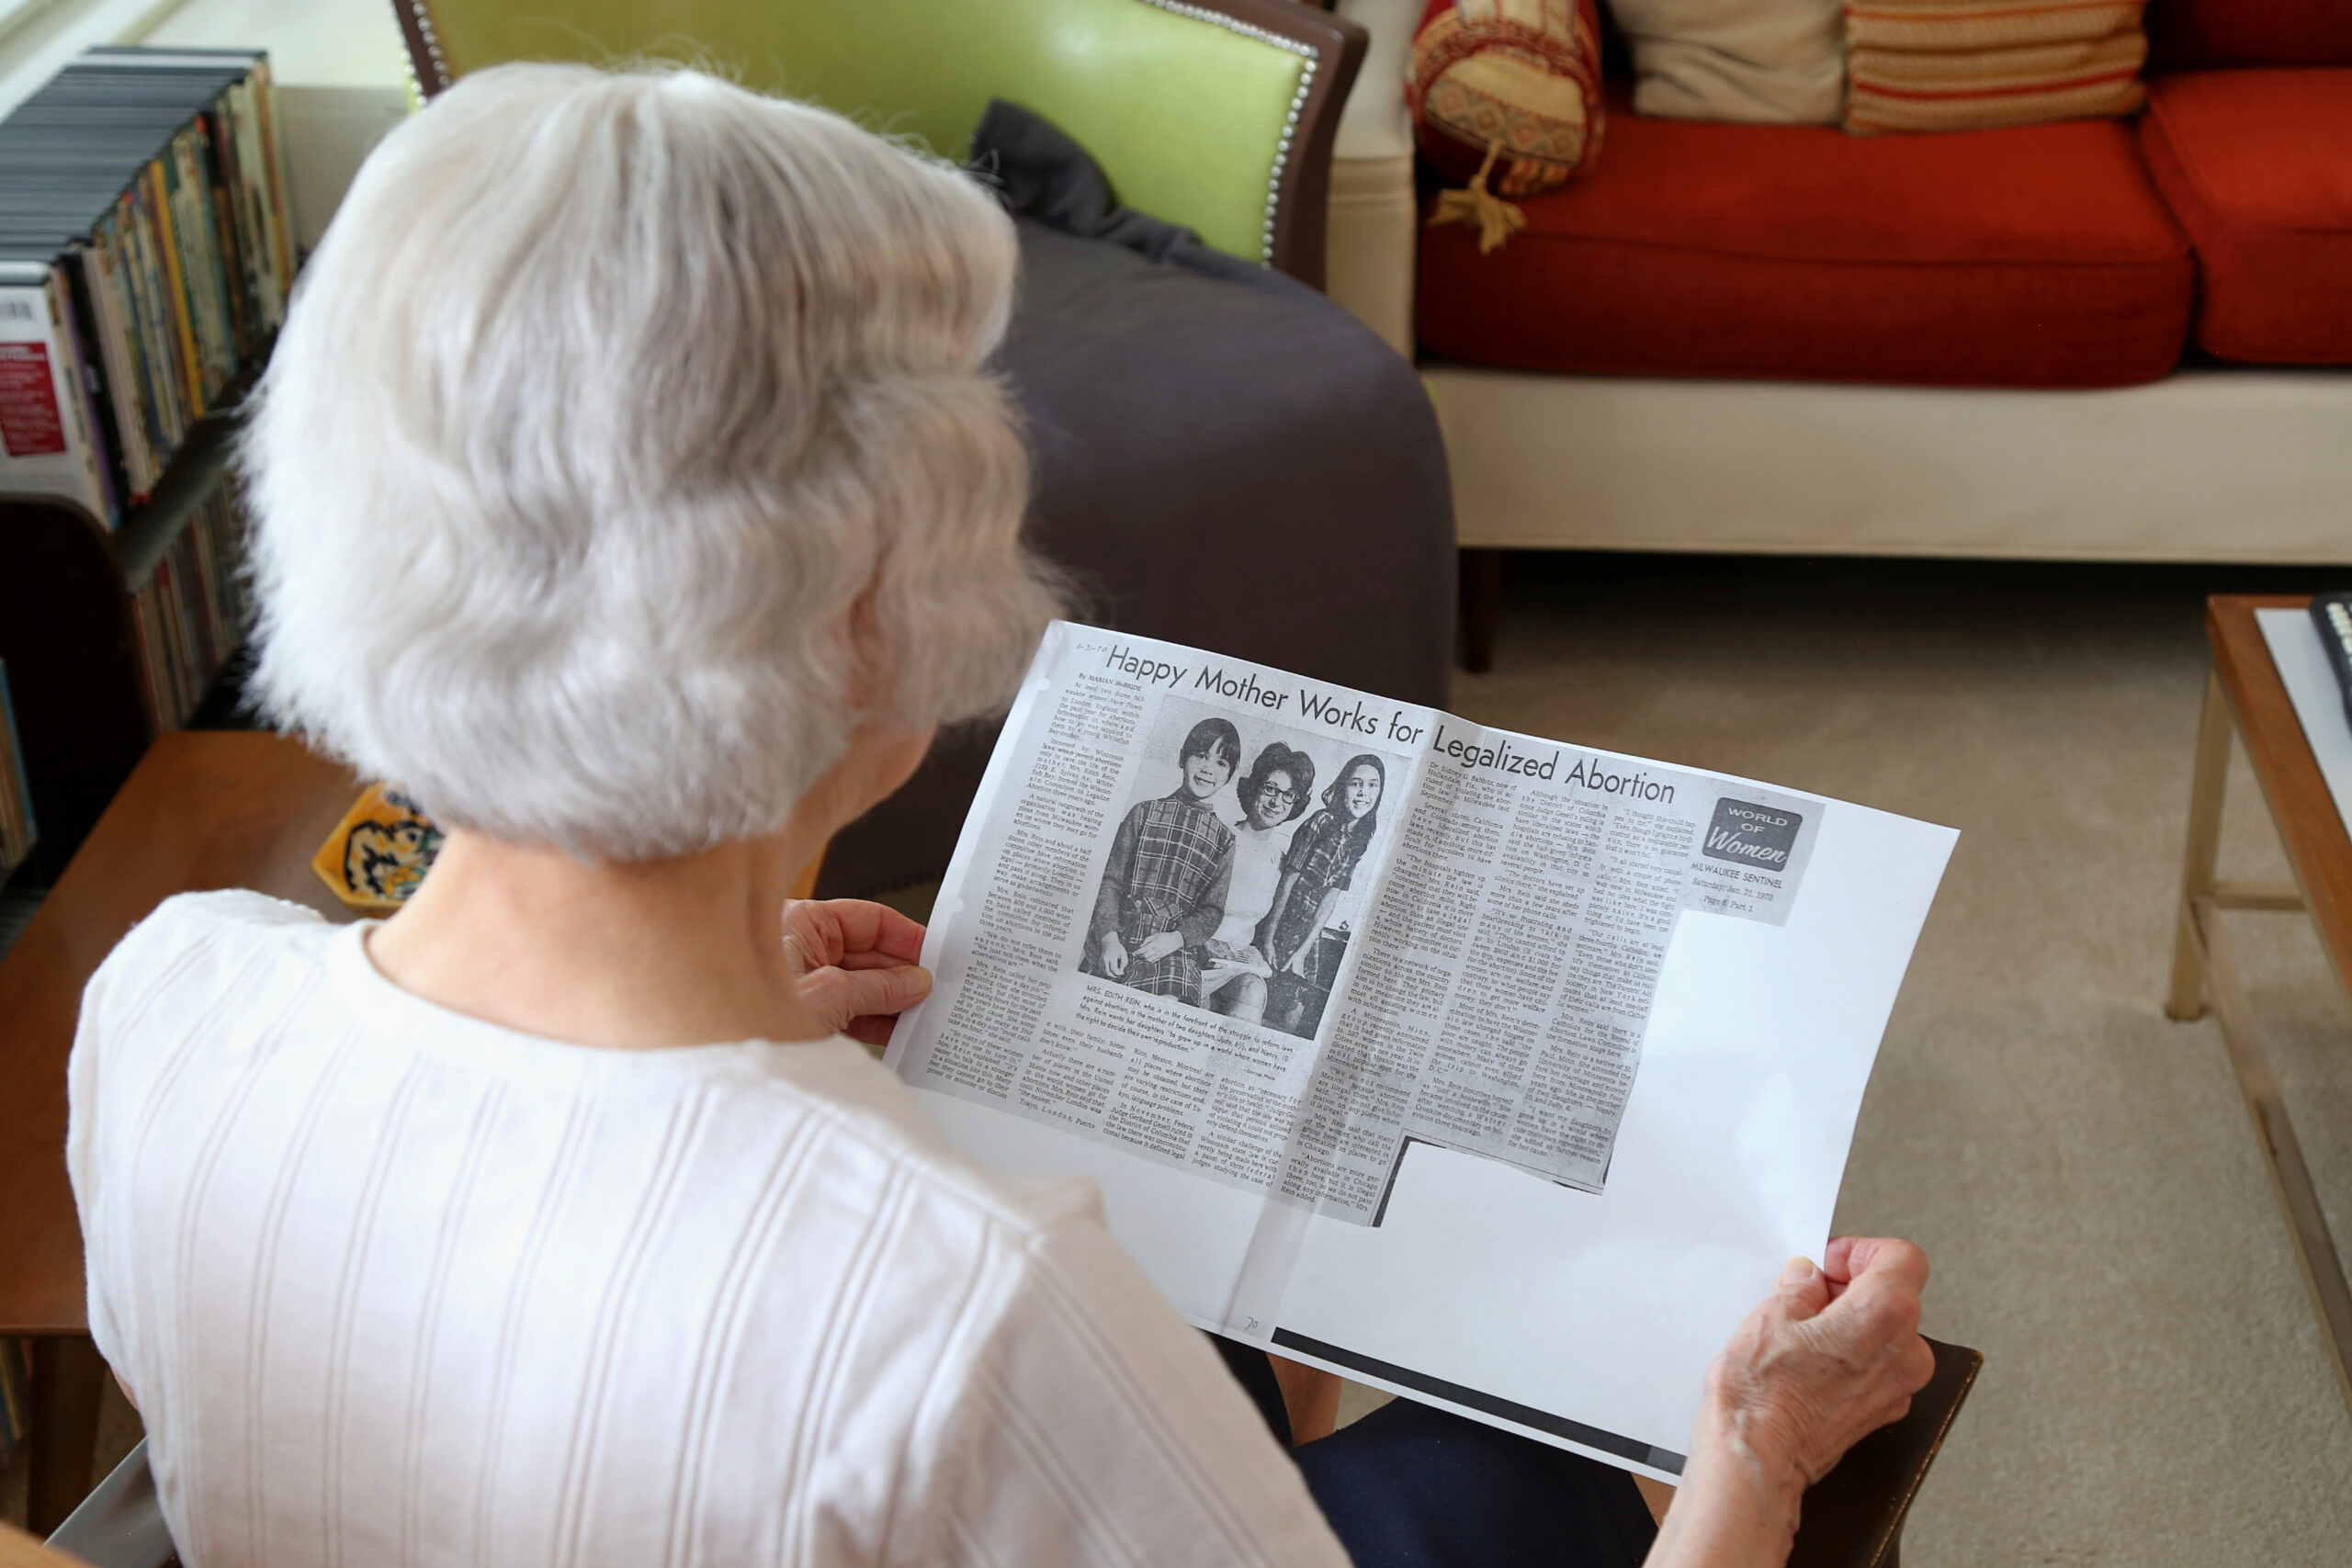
[1080,692,1406,1042]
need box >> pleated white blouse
[67,891,1348,1568]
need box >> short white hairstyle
[246,62,1059,861]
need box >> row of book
[132,468,252,733]
[0,658,33,879]
[0,47,294,528]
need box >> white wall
[140,0,406,88]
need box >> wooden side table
[2166,594,2352,1420]
[0,733,364,1532]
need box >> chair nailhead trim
[402,1,452,96]
[1136,0,1317,265]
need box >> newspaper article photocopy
[887,622,1955,1475]
[893,624,1826,1224]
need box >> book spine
[123,190,191,451]
[176,525,219,681]
[250,59,298,299]
[143,158,206,421]
[188,500,223,664]
[188,124,241,385]
[221,479,253,629]
[107,204,164,464]
[49,269,122,526]
[153,556,193,725]
[120,182,186,445]
[229,76,286,330]
[148,578,177,731]
[0,664,16,874]
[197,487,243,652]
[76,240,155,498]
[102,228,162,491]
[197,107,253,367]
[204,94,263,352]
[0,658,34,874]
[129,584,164,735]
[167,130,232,406]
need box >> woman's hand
[784,899,930,1047]
[1203,945,1273,991]
[1100,931,1130,976]
[1134,930,1185,964]
[1647,1237,1936,1568]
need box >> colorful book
[0,259,116,525]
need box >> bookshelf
[0,412,250,884]
[0,45,288,887]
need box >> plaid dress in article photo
[1269,807,1374,976]
[1089,794,1234,1004]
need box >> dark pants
[1211,1338,1658,1568]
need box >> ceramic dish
[312,783,443,914]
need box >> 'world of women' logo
[1702,798,1802,871]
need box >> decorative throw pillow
[1408,0,1607,197]
[1607,0,1847,125]
[1845,0,2150,134]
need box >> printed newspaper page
[1288,721,1820,1220]
[890,623,1824,1226]
[890,624,1430,1220]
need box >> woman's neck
[365,827,833,1050]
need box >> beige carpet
[1453,554,2352,1566]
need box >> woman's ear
[792,724,937,850]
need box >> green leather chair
[389,0,1365,286]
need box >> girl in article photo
[1262,752,1386,1033]
[1083,716,1241,1003]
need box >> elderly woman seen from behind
[67,64,1932,1568]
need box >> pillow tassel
[1430,139,1529,255]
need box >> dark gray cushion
[820,146,1453,895]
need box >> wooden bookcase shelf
[0,413,245,886]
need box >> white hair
[244,62,1059,861]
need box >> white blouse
[1211,823,1290,950]
[67,891,1349,1568]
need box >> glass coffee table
[2167,593,2352,1420]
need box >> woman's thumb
[1778,1256,1831,1319]
[801,963,932,1031]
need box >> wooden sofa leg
[1459,548,1508,673]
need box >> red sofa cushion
[1417,92,2193,388]
[2140,70,2352,363]
[2148,1,2352,70]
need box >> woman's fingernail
[1781,1257,1818,1289]
[906,964,933,998]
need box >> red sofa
[1414,0,2352,387]
[1324,0,2352,620]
